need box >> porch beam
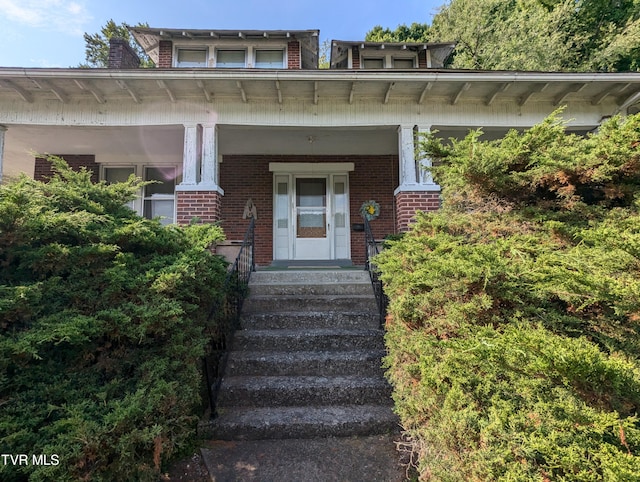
[451,82,470,105]
[236,81,247,103]
[157,80,176,103]
[0,80,33,103]
[115,80,140,103]
[553,82,586,106]
[74,79,105,104]
[196,80,212,102]
[519,82,548,106]
[33,79,67,103]
[383,82,395,104]
[417,82,432,104]
[485,82,512,106]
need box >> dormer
[129,28,320,69]
[329,40,456,70]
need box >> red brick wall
[219,155,398,266]
[34,155,98,182]
[395,191,440,231]
[158,40,173,68]
[176,190,222,225]
[418,50,428,68]
[352,47,360,69]
[287,41,301,69]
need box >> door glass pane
[276,181,288,229]
[296,178,326,239]
[334,181,346,228]
[104,167,135,210]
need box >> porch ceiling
[1,68,639,109]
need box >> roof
[330,40,457,69]
[0,67,639,112]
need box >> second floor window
[255,50,284,68]
[217,50,246,68]
[177,49,207,67]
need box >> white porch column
[416,125,439,189]
[181,123,199,185]
[200,123,219,188]
[398,125,417,186]
[0,125,6,184]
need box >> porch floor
[265,259,361,270]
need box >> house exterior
[1,28,640,266]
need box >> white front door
[294,177,330,260]
[272,168,351,261]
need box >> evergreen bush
[376,113,640,480]
[0,158,227,481]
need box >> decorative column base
[176,190,222,225]
[395,191,440,232]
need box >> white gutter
[1,67,640,84]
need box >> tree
[365,23,431,42]
[81,19,154,68]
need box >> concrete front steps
[206,269,398,440]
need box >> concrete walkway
[200,433,407,482]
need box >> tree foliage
[0,158,227,481]
[81,19,153,68]
[365,23,430,42]
[376,113,640,480]
[367,0,640,71]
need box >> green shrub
[0,158,227,481]
[377,114,640,480]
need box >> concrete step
[225,350,386,377]
[249,281,374,296]
[242,294,378,314]
[204,405,399,440]
[216,375,393,407]
[240,311,379,330]
[251,270,371,284]
[232,328,385,352]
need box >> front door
[294,177,330,260]
[272,170,351,261]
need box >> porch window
[143,167,177,225]
[216,50,246,68]
[104,167,135,210]
[176,49,208,68]
[363,58,384,69]
[255,50,284,68]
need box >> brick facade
[395,191,440,232]
[176,190,222,225]
[34,155,99,183]
[287,41,301,69]
[158,41,173,68]
[107,38,140,69]
[219,155,398,266]
[352,47,360,69]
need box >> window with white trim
[363,58,384,69]
[176,49,208,67]
[393,57,416,69]
[255,49,284,68]
[102,166,179,225]
[216,50,246,68]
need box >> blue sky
[0,0,442,68]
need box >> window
[143,167,177,226]
[393,58,415,69]
[255,50,284,68]
[102,166,178,225]
[363,58,384,69]
[176,49,207,68]
[216,50,246,68]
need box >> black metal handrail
[363,216,388,328]
[203,217,255,417]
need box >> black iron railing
[203,217,255,417]
[363,216,388,328]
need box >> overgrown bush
[0,158,227,481]
[377,112,640,480]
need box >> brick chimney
[108,37,140,69]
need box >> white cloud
[0,0,92,36]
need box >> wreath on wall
[360,200,380,221]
